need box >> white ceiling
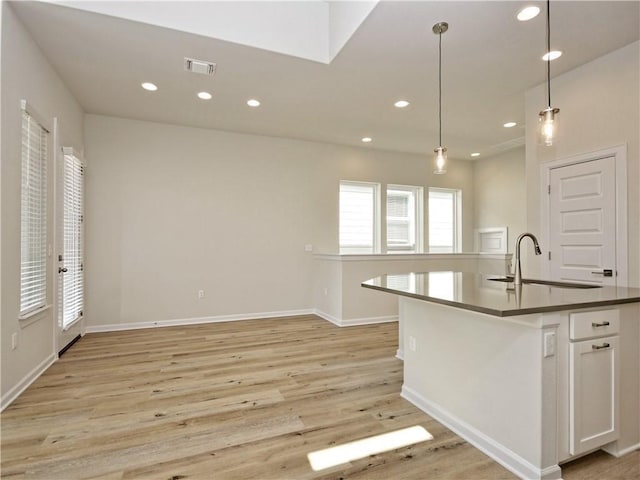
[10,1,640,160]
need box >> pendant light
[433,22,448,174]
[539,0,559,146]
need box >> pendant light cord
[438,29,443,147]
[546,0,551,108]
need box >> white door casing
[54,118,84,354]
[541,145,628,287]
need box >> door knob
[591,269,613,277]
[58,267,68,273]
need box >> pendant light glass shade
[434,147,447,174]
[538,106,559,146]
[432,22,448,174]
[539,0,560,147]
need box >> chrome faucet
[514,233,542,285]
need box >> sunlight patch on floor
[307,425,433,471]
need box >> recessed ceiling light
[394,100,410,108]
[503,122,517,128]
[517,6,540,21]
[141,82,158,91]
[470,152,480,157]
[247,99,261,107]
[361,137,372,143]
[542,50,562,61]
[197,91,212,100]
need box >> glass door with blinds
[56,146,85,353]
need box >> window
[428,188,461,253]
[339,181,380,254]
[20,106,49,317]
[59,148,84,329]
[387,185,423,253]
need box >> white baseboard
[603,441,640,458]
[83,308,398,334]
[401,385,562,480]
[340,315,397,327]
[313,310,342,326]
[84,309,316,333]
[313,310,398,327]
[1,353,57,412]
[314,309,397,327]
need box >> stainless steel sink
[488,277,601,289]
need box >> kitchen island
[362,272,640,480]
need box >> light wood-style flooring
[1,315,638,479]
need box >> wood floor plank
[1,315,637,479]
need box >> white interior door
[56,145,85,353]
[549,157,617,286]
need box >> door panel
[56,143,84,354]
[549,157,616,286]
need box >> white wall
[84,115,476,329]
[312,140,476,255]
[525,41,639,287]
[1,3,84,406]
[473,146,526,251]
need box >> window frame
[386,184,424,254]
[339,180,381,254]
[19,100,50,319]
[428,187,462,253]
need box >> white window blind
[387,185,422,253]
[59,149,84,328]
[429,188,461,253]
[339,181,379,254]
[20,109,48,316]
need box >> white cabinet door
[569,336,619,455]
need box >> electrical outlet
[543,332,555,357]
[198,290,205,299]
[11,333,18,350]
[304,244,313,252]
[409,336,417,352]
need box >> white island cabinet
[567,309,620,457]
[362,272,640,480]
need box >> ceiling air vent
[490,136,525,152]
[184,57,216,76]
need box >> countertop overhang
[362,272,640,317]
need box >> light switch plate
[543,332,555,357]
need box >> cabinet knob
[591,343,610,350]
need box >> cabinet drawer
[570,309,619,340]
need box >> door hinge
[58,254,63,262]
[548,251,551,260]
[548,185,551,194]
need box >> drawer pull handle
[592,343,610,350]
[591,321,610,327]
